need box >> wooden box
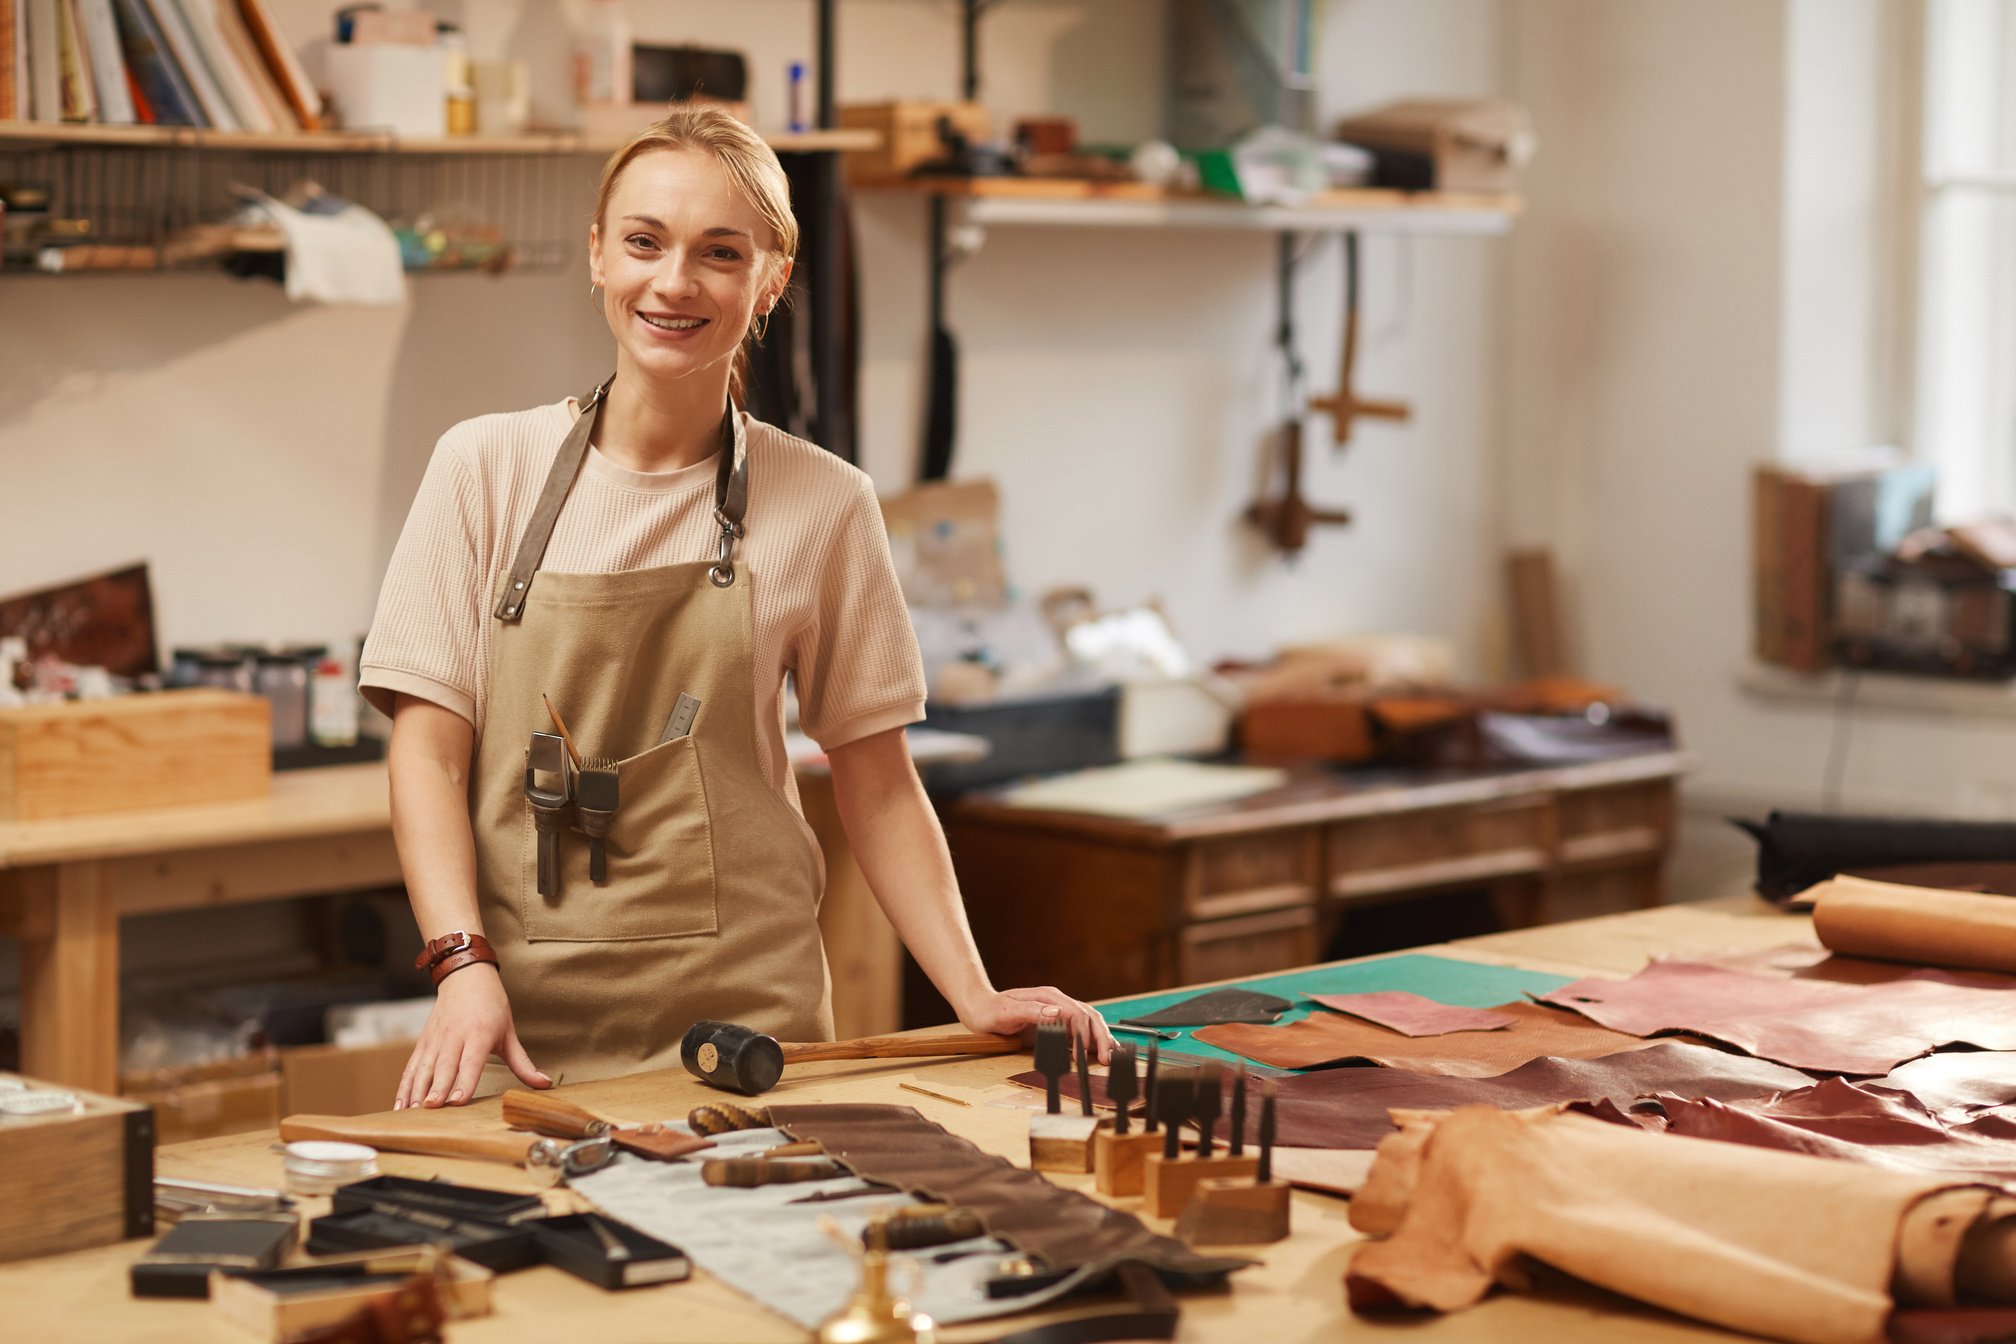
[0,689,270,820]
[0,1071,154,1264]
[838,101,989,180]
[211,1249,494,1340]
[123,1051,283,1146]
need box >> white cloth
[254,194,405,306]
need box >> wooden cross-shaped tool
[1307,232,1410,446]
[1246,416,1353,555]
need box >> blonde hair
[595,104,798,280]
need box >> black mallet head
[681,1019,787,1096]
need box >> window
[1916,0,2016,518]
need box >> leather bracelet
[430,945,500,987]
[415,930,492,972]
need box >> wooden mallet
[680,1020,1022,1096]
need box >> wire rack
[0,140,588,276]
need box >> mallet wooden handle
[280,1115,541,1167]
[501,1089,614,1139]
[778,1032,1022,1065]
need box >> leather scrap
[1118,988,1293,1028]
[1345,1104,2007,1344]
[1539,959,2016,1075]
[1301,990,1516,1036]
[1011,1039,1816,1150]
[766,1104,1249,1284]
[1194,998,1655,1074]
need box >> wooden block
[1173,1178,1291,1245]
[0,1071,153,1264]
[1141,1151,1259,1220]
[0,690,270,820]
[1028,1113,1099,1173]
[1093,1128,1161,1197]
[837,100,988,179]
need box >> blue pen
[787,61,808,133]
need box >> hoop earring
[588,283,602,312]
[751,309,769,342]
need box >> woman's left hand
[959,987,1115,1064]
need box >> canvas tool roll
[1809,875,2016,974]
[471,378,830,1089]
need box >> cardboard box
[0,689,270,821]
[123,1055,283,1147]
[1333,98,1535,193]
[280,1039,414,1118]
[838,101,989,180]
[0,1071,154,1265]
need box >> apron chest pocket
[521,736,719,942]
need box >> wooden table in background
[1,894,1807,1342]
[936,750,1687,1015]
[0,762,902,1094]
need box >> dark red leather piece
[1194,999,1655,1073]
[1540,961,2016,1075]
[1011,1039,1817,1150]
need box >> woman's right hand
[394,965,551,1109]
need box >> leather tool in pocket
[523,734,717,942]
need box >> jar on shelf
[193,650,253,693]
[255,651,310,750]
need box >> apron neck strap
[494,377,747,623]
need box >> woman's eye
[626,235,657,250]
[710,247,744,261]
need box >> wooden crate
[123,1054,283,1146]
[837,101,988,180]
[0,1071,153,1264]
[0,689,270,820]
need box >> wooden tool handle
[778,1032,1022,1065]
[500,1089,610,1139]
[280,1115,539,1167]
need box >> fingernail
[425,1092,440,1104]
[393,1100,404,1110]
[1041,1005,1061,1018]
[449,1090,464,1103]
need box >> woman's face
[590,148,788,388]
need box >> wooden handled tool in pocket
[499,1090,713,1161]
[279,1115,615,1174]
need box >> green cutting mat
[1095,953,1573,1069]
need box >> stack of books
[0,0,322,133]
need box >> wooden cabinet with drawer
[918,752,1687,1028]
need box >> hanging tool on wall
[1307,231,1410,445]
[1246,233,1353,555]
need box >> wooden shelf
[0,120,878,156]
[856,175,1522,235]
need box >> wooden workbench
[0,762,901,1094]
[1,893,1809,1342]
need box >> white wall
[1504,0,2016,818]
[1,0,1511,682]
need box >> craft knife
[1195,1061,1221,1158]
[1105,1045,1137,1136]
[1111,1023,1181,1042]
[659,692,702,744]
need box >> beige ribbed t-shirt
[359,398,926,801]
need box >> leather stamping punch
[524,731,573,898]
[1028,1024,1097,1173]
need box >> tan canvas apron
[468,378,831,1087]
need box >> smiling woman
[357,105,1115,1111]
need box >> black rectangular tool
[1075,1034,1093,1118]
[575,761,620,884]
[1228,1064,1248,1158]
[308,1208,540,1273]
[1034,1022,1069,1116]
[532,1213,690,1289]
[330,1175,544,1226]
[131,1213,298,1298]
[1258,1081,1276,1185]
[1142,1040,1160,1134]
[1195,1062,1221,1158]
[1106,1045,1137,1136]
[1157,1071,1193,1162]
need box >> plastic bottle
[574,0,633,106]
[311,658,360,749]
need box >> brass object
[816,1214,937,1344]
